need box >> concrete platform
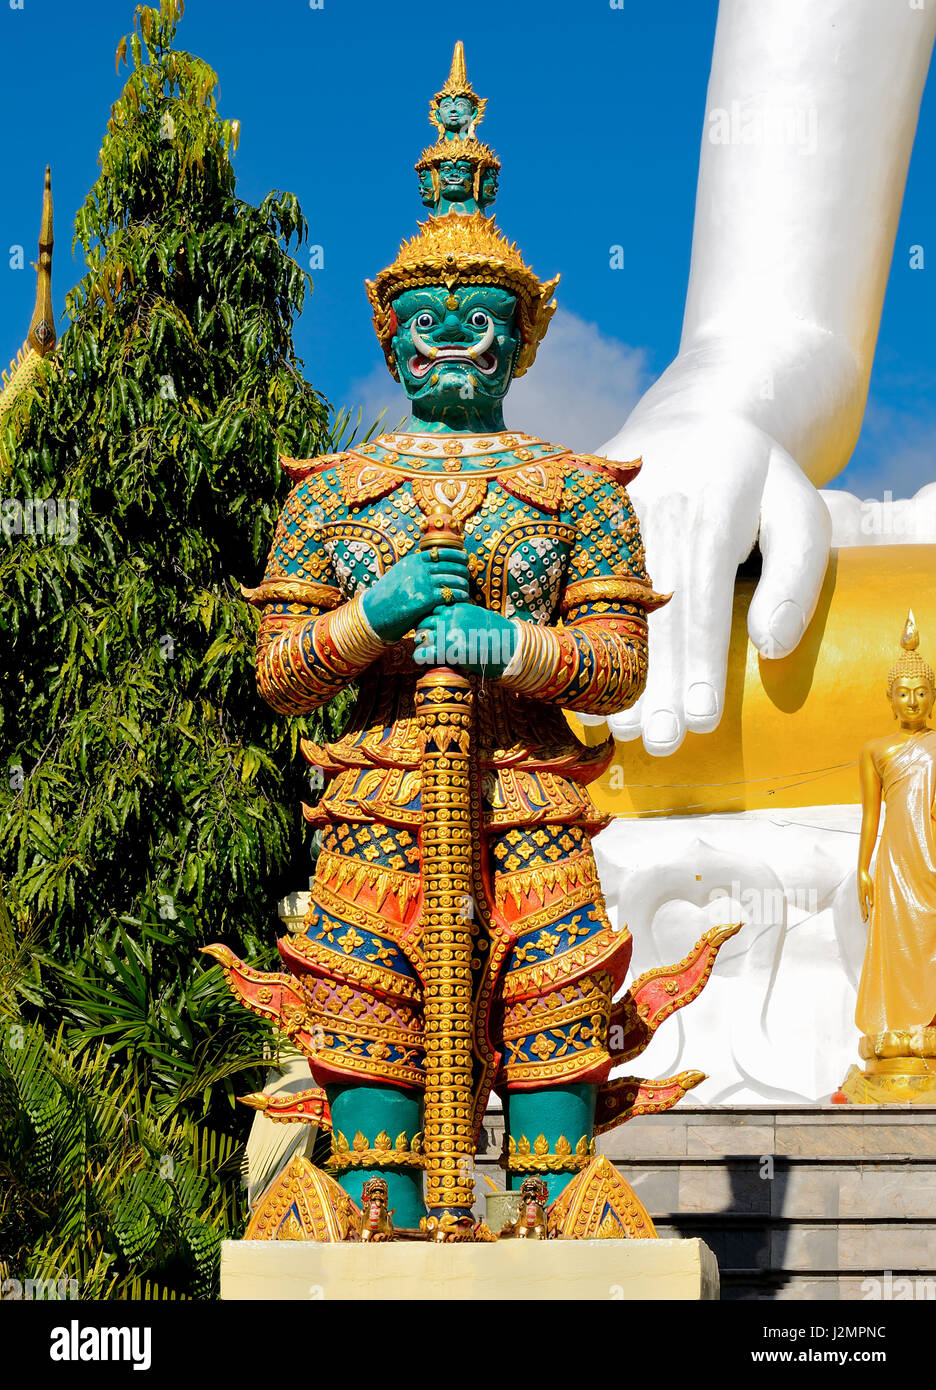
[221,1237,719,1301]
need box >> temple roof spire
[28,166,56,356]
[0,166,57,417]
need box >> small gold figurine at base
[420,1211,479,1243]
[360,1178,395,1242]
[498,1177,550,1240]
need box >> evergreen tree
[0,0,339,1136]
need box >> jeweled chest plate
[270,430,645,623]
[299,433,579,623]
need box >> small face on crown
[480,166,498,203]
[889,673,934,730]
[416,153,499,214]
[437,95,476,137]
[390,284,520,414]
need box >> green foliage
[0,1016,244,1298]
[0,0,343,1294]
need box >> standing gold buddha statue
[838,613,936,1103]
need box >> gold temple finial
[0,166,57,420]
[901,610,919,653]
[28,166,56,357]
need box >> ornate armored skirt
[253,668,632,1130]
[212,669,734,1149]
[288,812,631,1101]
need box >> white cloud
[342,310,649,452]
[340,366,409,441]
[506,311,649,451]
[836,395,936,498]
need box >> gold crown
[887,610,935,696]
[415,137,500,175]
[365,212,558,380]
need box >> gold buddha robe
[857,730,936,1036]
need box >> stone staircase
[474,1106,936,1300]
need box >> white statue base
[593,803,867,1104]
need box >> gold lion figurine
[360,1177,395,1242]
[499,1177,550,1239]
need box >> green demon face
[439,160,474,199]
[390,285,520,417]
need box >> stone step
[621,1159,936,1220]
[599,1106,936,1160]
[474,1106,936,1300]
[475,1154,936,1221]
[653,1218,936,1273]
[718,1273,936,1302]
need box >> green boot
[325,1083,425,1229]
[503,1083,596,1202]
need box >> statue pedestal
[220,1237,719,1300]
[837,1063,936,1105]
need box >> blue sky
[2,0,935,495]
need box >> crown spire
[446,40,467,92]
[418,42,498,216]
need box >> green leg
[325,1083,425,1228]
[504,1083,596,1202]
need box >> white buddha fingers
[748,446,832,661]
[630,487,687,755]
[607,412,768,754]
